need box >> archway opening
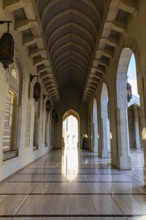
[62,109,80,149]
[127,54,143,168]
[62,110,80,181]
[63,115,78,149]
[116,48,143,169]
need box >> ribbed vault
[38,0,105,98]
[3,0,138,104]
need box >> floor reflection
[62,148,78,181]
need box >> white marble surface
[0,149,145,219]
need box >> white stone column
[0,69,9,164]
[101,99,110,158]
[139,76,146,185]
[134,105,141,149]
[91,122,95,152]
[0,108,4,164]
[117,97,131,169]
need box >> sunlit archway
[62,109,80,181]
[62,109,80,149]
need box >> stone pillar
[93,122,98,153]
[0,69,9,164]
[109,99,119,167]
[139,76,146,185]
[117,97,131,169]
[134,105,141,149]
[0,108,4,164]
[101,99,110,158]
[91,122,95,152]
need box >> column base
[111,159,119,168]
[118,155,132,169]
[92,149,98,153]
[135,144,141,149]
[102,149,109,158]
[91,146,98,153]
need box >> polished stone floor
[0,148,146,219]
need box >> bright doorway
[62,110,80,149]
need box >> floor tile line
[8,180,133,183]
[14,194,30,217]
[1,214,146,217]
[18,173,123,176]
[0,192,146,195]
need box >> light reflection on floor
[62,148,79,181]
[0,149,145,219]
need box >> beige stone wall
[0,2,52,182]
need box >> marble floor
[0,148,146,220]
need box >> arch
[51,41,91,63]
[123,38,141,76]
[101,82,110,158]
[128,95,140,108]
[116,46,142,169]
[116,48,133,100]
[47,22,94,47]
[53,50,89,70]
[62,109,80,149]
[44,9,98,36]
[116,48,133,169]
[41,0,101,24]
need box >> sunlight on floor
[62,148,78,181]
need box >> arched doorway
[62,110,79,181]
[62,110,80,149]
[101,83,110,158]
[116,48,143,169]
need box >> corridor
[0,149,146,219]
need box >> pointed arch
[62,109,80,149]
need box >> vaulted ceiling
[3,0,138,104]
[37,0,105,99]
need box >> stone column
[93,122,98,153]
[117,97,131,169]
[139,76,146,185]
[101,99,110,158]
[109,99,119,167]
[134,105,141,149]
[91,122,94,152]
[0,108,4,164]
[0,69,9,164]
